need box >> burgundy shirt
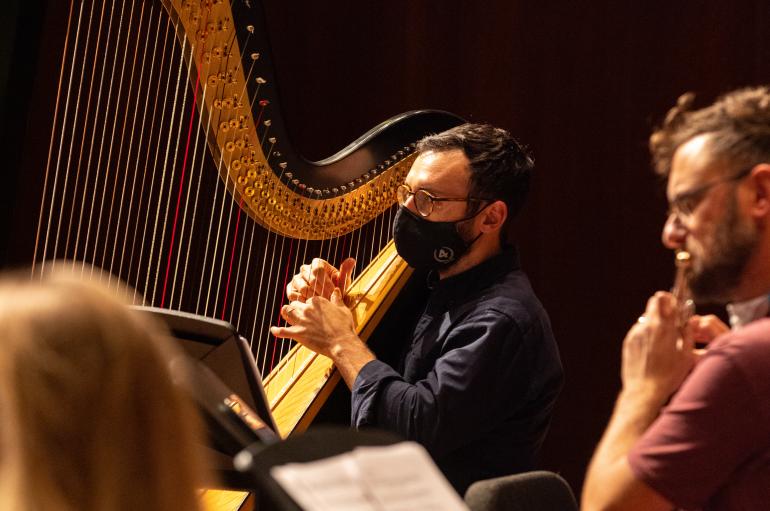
[628,319,770,510]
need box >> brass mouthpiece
[673,250,694,330]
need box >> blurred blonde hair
[0,267,209,511]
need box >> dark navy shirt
[351,247,564,494]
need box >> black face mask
[392,206,482,270]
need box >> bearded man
[271,123,564,494]
[583,87,770,510]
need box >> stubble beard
[688,195,757,304]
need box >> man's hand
[286,257,356,302]
[621,291,696,407]
[270,288,374,389]
[271,289,358,357]
[686,314,729,344]
[582,291,692,511]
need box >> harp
[8,0,462,508]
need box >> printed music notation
[270,442,469,511]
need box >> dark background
[3,0,770,500]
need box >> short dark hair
[650,86,770,176]
[416,123,534,221]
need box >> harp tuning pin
[264,119,272,127]
[315,190,322,196]
[268,137,277,144]
[355,178,363,184]
[273,151,281,157]
[259,99,270,107]
[298,183,306,190]
[256,77,267,84]
[251,52,260,60]
[323,189,330,195]
[363,173,371,180]
[332,187,339,193]
[247,25,255,33]
[292,179,300,185]
[341,185,347,191]
[307,187,315,193]
[279,162,287,169]
[397,150,405,157]
[348,182,355,188]
[377,164,384,171]
[285,172,293,179]
[384,159,392,166]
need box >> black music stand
[134,306,279,488]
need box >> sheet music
[270,442,469,511]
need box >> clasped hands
[621,291,729,406]
[270,257,360,358]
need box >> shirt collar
[426,245,521,309]
[726,293,770,329]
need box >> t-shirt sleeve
[628,348,764,510]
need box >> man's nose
[662,213,687,249]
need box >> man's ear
[749,164,770,218]
[478,200,508,233]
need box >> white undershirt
[726,294,770,329]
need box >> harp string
[105,0,146,288]
[212,29,259,319]
[35,0,81,278]
[52,0,92,270]
[93,0,135,282]
[121,2,161,295]
[206,24,247,317]
[203,29,242,318]
[175,80,214,311]
[159,16,209,308]
[131,10,173,304]
[83,0,127,279]
[222,37,263,326]
[169,77,211,309]
[150,33,194,305]
[142,19,187,304]
[63,0,100,268]
[70,0,109,274]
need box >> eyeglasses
[667,166,753,220]
[396,183,489,217]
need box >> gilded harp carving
[15,0,462,504]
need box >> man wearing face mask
[271,123,564,494]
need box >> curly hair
[650,86,770,176]
[416,123,534,220]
